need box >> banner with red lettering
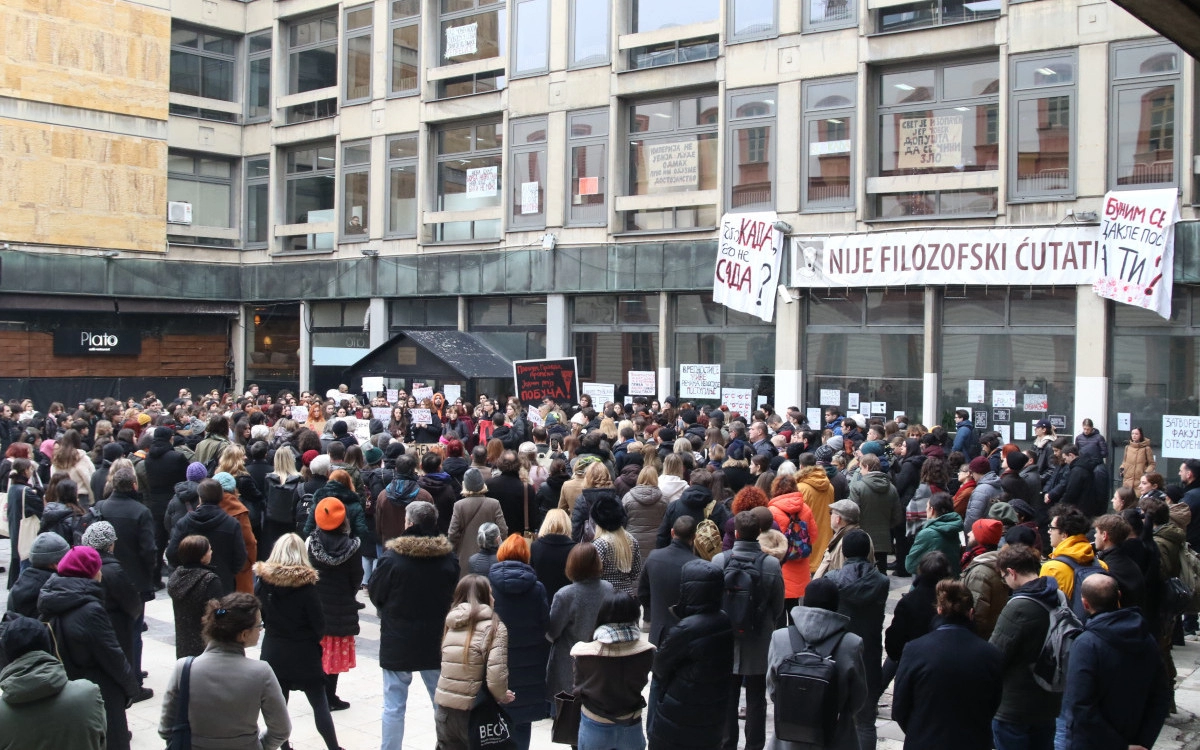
[1092,189,1178,320]
[714,212,785,323]
[790,227,1100,287]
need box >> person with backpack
[710,511,784,750]
[375,454,432,544]
[892,580,1003,750]
[988,543,1065,750]
[165,478,248,595]
[1041,504,1108,618]
[951,409,980,458]
[262,446,304,559]
[654,468,729,554]
[766,577,866,750]
[767,474,819,613]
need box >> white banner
[1163,415,1200,459]
[1093,189,1178,320]
[721,388,752,416]
[791,227,1100,287]
[582,382,615,406]
[444,23,478,58]
[628,371,656,396]
[465,167,498,197]
[371,407,392,423]
[444,384,461,403]
[714,212,786,323]
[291,406,309,423]
[679,364,721,399]
[412,386,434,403]
[897,114,963,170]
[362,376,384,393]
[526,405,544,427]
[410,408,432,425]
[645,139,698,191]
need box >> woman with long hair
[166,534,224,658]
[39,476,94,545]
[590,495,642,598]
[6,457,42,588]
[51,428,95,505]
[1120,426,1156,489]
[262,446,303,557]
[485,437,506,468]
[217,444,266,545]
[254,533,342,750]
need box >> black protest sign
[514,358,579,407]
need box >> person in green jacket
[0,615,107,750]
[906,492,965,576]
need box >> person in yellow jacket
[1040,504,1107,604]
[796,456,835,574]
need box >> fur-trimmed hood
[385,532,454,558]
[252,561,319,587]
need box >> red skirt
[321,635,357,674]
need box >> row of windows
[166,40,1184,248]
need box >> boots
[325,673,350,711]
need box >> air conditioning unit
[167,201,193,225]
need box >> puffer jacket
[303,479,370,544]
[307,530,364,637]
[962,549,1008,639]
[988,576,1063,724]
[825,558,889,701]
[848,469,896,554]
[254,561,325,688]
[767,491,818,599]
[796,465,835,572]
[622,485,666,561]
[488,560,550,724]
[613,462,641,497]
[655,484,729,548]
[434,603,510,711]
[965,471,1003,529]
[1041,534,1108,601]
[906,511,964,576]
[1153,521,1186,579]
[163,480,199,535]
[0,649,107,750]
[1120,439,1156,488]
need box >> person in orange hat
[307,498,363,711]
[961,518,1008,638]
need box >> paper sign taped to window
[578,176,599,196]
[444,23,477,58]
[820,389,841,407]
[465,166,498,197]
[809,139,851,156]
[897,114,963,170]
[520,182,540,215]
[645,139,698,192]
[628,371,656,396]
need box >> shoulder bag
[165,656,196,750]
[16,486,40,560]
[468,622,517,750]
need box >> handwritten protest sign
[679,364,720,399]
[444,23,477,57]
[362,377,384,393]
[514,358,579,407]
[291,406,308,423]
[527,406,543,427]
[371,407,392,424]
[582,383,615,406]
[628,371,656,396]
[714,211,785,323]
[721,388,752,415]
[444,385,461,403]
[412,386,433,403]
[410,408,432,425]
[1093,189,1179,320]
[465,166,498,197]
[645,140,698,191]
[1163,415,1200,459]
[897,114,962,170]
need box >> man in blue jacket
[1059,574,1169,750]
[952,409,980,458]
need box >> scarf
[961,544,989,568]
[593,622,641,644]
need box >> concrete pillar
[368,297,388,350]
[231,305,247,397]
[457,296,468,332]
[1074,287,1109,435]
[774,287,803,410]
[657,291,672,399]
[545,294,569,358]
[922,287,942,426]
[299,301,312,394]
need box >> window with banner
[805,290,925,423]
[674,293,774,404]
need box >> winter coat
[796,466,835,573]
[884,574,940,662]
[369,529,460,672]
[767,606,867,750]
[1048,453,1099,512]
[92,491,158,594]
[303,479,369,545]
[163,480,199,535]
[906,511,964,576]
[655,484,728,548]
[657,473,688,505]
[558,475,586,515]
[892,447,926,507]
[469,550,497,576]
[50,453,95,503]
[848,469,897,554]
[375,474,432,543]
[622,485,666,562]
[952,419,979,456]
[307,530,364,637]
[1019,464,1043,503]
[443,455,471,484]
[193,433,231,467]
[1182,481,1200,550]
[613,462,642,497]
[637,538,697,646]
[988,576,1063,723]
[814,522,875,579]
[711,541,785,674]
[1042,534,1107,601]
[529,533,574,602]
[965,471,1003,529]
[142,439,189,519]
[166,503,247,595]
[767,492,819,599]
[1074,429,1108,461]
[826,558,889,699]
[446,493,508,575]
[1060,608,1170,750]
[961,549,1008,639]
[649,559,735,750]
[488,560,550,723]
[571,486,618,543]
[96,550,143,665]
[0,650,106,750]
[417,472,460,535]
[167,564,224,658]
[535,473,567,517]
[435,603,510,711]
[893,622,1003,750]
[952,477,976,518]
[1097,544,1146,610]
[546,577,613,699]
[1154,520,1186,579]
[487,472,537,537]
[219,493,257,593]
[1120,439,1156,488]
[158,641,291,750]
[254,561,325,689]
[999,469,1033,505]
[5,567,52,618]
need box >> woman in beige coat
[447,468,508,575]
[434,574,515,749]
[1119,427,1156,489]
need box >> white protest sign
[1014,422,1027,441]
[362,376,384,393]
[412,386,434,403]
[714,212,786,323]
[807,408,822,427]
[582,383,615,406]
[1117,413,1131,431]
[291,406,309,423]
[897,114,963,170]
[354,420,371,443]
[520,182,540,215]
[527,405,543,427]
[410,408,432,425]
[721,388,752,416]
[444,385,461,404]
[992,390,1016,408]
[820,389,841,407]
[1093,189,1179,320]
[994,424,1011,444]
[1162,415,1200,459]
[872,402,886,416]
[848,393,860,411]
[1023,393,1048,412]
[645,139,698,191]
[465,167,498,198]
[371,407,392,424]
[679,364,721,399]
[628,371,657,396]
[386,389,399,404]
[444,23,477,58]
[968,380,985,403]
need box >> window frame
[565,108,610,227]
[568,0,611,70]
[244,155,270,248]
[385,133,420,239]
[343,4,374,105]
[725,86,777,213]
[431,119,504,243]
[245,31,272,123]
[170,24,238,103]
[511,0,550,78]
[388,0,421,97]
[1108,39,1182,191]
[508,116,549,230]
[437,0,508,69]
[728,0,778,42]
[339,140,372,244]
[281,140,337,253]
[803,0,857,32]
[287,11,339,96]
[167,151,235,231]
[801,76,856,213]
[1008,49,1077,202]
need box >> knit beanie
[28,532,71,568]
[463,467,486,493]
[968,456,991,474]
[186,462,208,484]
[81,521,118,551]
[213,472,237,493]
[841,529,872,559]
[102,442,124,462]
[56,546,102,579]
[364,446,383,466]
[315,498,346,531]
[972,519,1004,548]
[309,455,331,477]
[1006,451,1029,472]
[301,449,319,467]
[803,578,840,612]
[1,614,52,661]
[590,494,627,532]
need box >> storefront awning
[343,330,513,381]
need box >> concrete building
[2,0,1200,471]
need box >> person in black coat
[883,551,952,688]
[893,580,1003,750]
[80,521,145,695]
[5,459,42,589]
[638,516,699,647]
[528,509,575,602]
[368,500,459,749]
[5,531,68,617]
[38,547,140,750]
[655,475,730,549]
[254,532,342,750]
[1094,513,1146,610]
[141,427,189,584]
[649,558,734,750]
[417,451,460,535]
[165,478,248,595]
[486,451,538,536]
[306,500,364,711]
[89,443,125,506]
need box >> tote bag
[468,623,517,750]
[16,487,40,560]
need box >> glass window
[344,6,373,103]
[283,142,336,251]
[627,93,719,230]
[434,120,503,241]
[804,0,855,31]
[513,0,549,76]
[246,32,271,121]
[289,13,338,94]
[245,156,269,246]
[167,152,233,228]
[633,0,719,32]
[875,189,997,219]
[389,1,420,95]
[875,0,1000,34]
[730,0,776,40]
[1010,51,1075,200]
[567,109,609,226]
[726,88,775,212]
[1110,40,1180,189]
[509,117,548,229]
[629,36,718,70]
[440,0,507,66]
[675,292,775,401]
[170,25,236,102]
[437,71,506,99]
[386,133,419,237]
[341,141,371,241]
[802,77,855,212]
[570,0,610,68]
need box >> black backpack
[265,477,301,525]
[773,626,845,746]
[294,492,316,532]
[722,549,768,636]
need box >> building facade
[2,0,1200,471]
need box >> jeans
[992,718,1055,750]
[1053,715,1068,750]
[382,669,439,750]
[722,674,766,750]
[362,555,376,585]
[577,713,645,750]
[645,676,662,737]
